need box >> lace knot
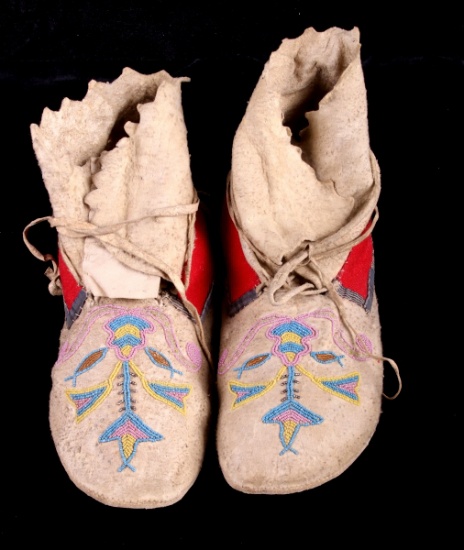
[268,243,327,306]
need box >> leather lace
[23,201,212,367]
[232,199,401,400]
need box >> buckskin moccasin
[25,68,214,508]
[217,27,400,494]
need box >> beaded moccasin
[26,69,213,508]
[217,27,400,494]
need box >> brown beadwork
[246,354,269,367]
[78,350,105,372]
[148,349,170,367]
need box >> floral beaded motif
[219,308,372,455]
[62,305,201,472]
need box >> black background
[2,2,461,544]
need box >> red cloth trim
[58,249,84,311]
[184,210,214,315]
[223,201,261,304]
[336,233,373,300]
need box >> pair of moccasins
[25,26,400,508]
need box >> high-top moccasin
[217,27,400,494]
[25,68,213,508]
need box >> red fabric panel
[336,234,373,300]
[58,249,83,310]
[184,210,214,315]
[222,202,261,303]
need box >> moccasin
[217,27,400,494]
[26,69,213,508]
